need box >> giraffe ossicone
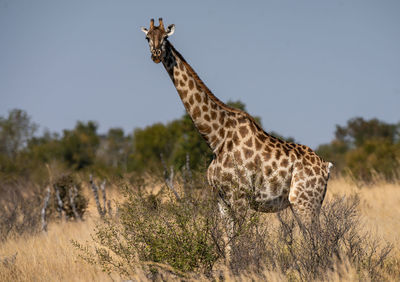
[141,18,333,225]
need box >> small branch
[186,153,192,181]
[107,200,112,217]
[183,153,193,196]
[100,179,107,216]
[160,154,180,201]
[90,174,104,218]
[41,186,51,232]
[69,185,81,220]
[54,185,64,220]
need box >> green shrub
[73,180,224,277]
[73,177,396,281]
[345,139,400,183]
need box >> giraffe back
[207,114,331,213]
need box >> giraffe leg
[288,183,322,232]
[217,199,234,264]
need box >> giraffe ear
[166,24,175,37]
[141,27,148,35]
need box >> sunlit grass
[1,177,399,281]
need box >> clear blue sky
[1,0,399,148]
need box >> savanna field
[1,176,400,281]
[1,109,400,281]
[2,1,400,280]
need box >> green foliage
[72,177,395,280]
[169,114,212,171]
[119,190,220,273]
[0,101,269,177]
[0,109,39,178]
[27,131,63,164]
[128,100,264,172]
[0,109,37,159]
[317,117,400,183]
[345,139,400,182]
[129,123,177,171]
[335,117,399,147]
[315,140,349,172]
[1,107,399,183]
[74,182,224,276]
[128,114,212,172]
[61,121,100,169]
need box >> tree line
[1,104,399,184]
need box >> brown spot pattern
[262,152,272,161]
[188,80,194,90]
[244,148,254,158]
[239,126,249,138]
[280,158,289,168]
[255,139,262,150]
[227,140,233,151]
[194,92,201,103]
[218,128,225,138]
[244,138,253,147]
[192,106,201,119]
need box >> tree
[129,123,177,171]
[98,128,132,170]
[26,130,62,164]
[0,109,37,159]
[317,117,400,182]
[61,121,100,170]
[335,117,399,147]
[169,114,213,171]
[345,139,400,182]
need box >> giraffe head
[141,18,175,64]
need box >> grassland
[1,177,399,281]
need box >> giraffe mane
[168,41,266,135]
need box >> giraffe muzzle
[151,49,162,64]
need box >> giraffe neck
[161,41,241,154]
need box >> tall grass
[1,177,400,281]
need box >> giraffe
[141,18,333,228]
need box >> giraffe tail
[327,162,334,173]
[326,162,334,180]
[321,162,334,205]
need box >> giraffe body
[141,19,332,224]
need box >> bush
[73,179,396,280]
[263,195,394,281]
[72,178,224,278]
[317,117,400,183]
[52,174,88,220]
[345,139,400,183]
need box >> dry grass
[0,219,113,282]
[1,177,399,281]
[326,178,400,245]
